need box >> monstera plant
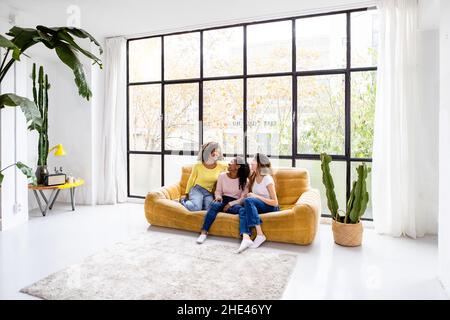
[320,153,371,246]
[0,26,103,186]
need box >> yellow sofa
[144,165,321,245]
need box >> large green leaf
[0,34,21,62]
[61,27,103,55]
[0,162,36,186]
[0,34,16,49]
[16,161,37,185]
[0,93,43,130]
[54,42,91,99]
[4,25,102,101]
[6,26,40,53]
[55,31,102,66]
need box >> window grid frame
[126,7,377,221]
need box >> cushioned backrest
[180,165,193,195]
[179,165,310,205]
[272,168,310,205]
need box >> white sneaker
[250,235,266,249]
[236,238,253,253]
[196,234,207,244]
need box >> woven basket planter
[332,220,363,247]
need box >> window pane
[164,33,200,80]
[351,162,373,219]
[351,71,376,158]
[296,159,346,215]
[203,80,243,154]
[351,10,379,68]
[247,21,292,74]
[247,77,292,156]
[164,83,199,151]
[204,27,243,77]
[164,155,197,187]
[129,38,161,82]
[297,74,345,155]
[129,154,161,196]
[296,14,346,71]
[129,85,161,151]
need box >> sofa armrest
[145,183,182,225]
[292,188,321,242]
[147,184,182,201]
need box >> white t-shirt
[252,175,275,199]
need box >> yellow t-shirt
[185,161,228,194]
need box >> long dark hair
[248,153,272,191]
[235,156,250,191]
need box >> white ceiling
[0,0,378,39]
[0,0,439,63]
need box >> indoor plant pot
[35,165,48,185]
[332,219,363,247]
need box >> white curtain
[372,0,437,237]
[97,37,127,204]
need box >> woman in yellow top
[180,141,228,211]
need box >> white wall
[439,0,450,298]
[27,58,95,209]
[0,19,29,230]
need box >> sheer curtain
[97,37,127,204]
[372,0,437,237]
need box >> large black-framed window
[126,7,378,220]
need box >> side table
[28,179,85,216]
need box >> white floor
[0,202,447,300]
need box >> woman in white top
[237,153,279,253]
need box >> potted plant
[320,153,370,247]
[31,63,50,184]
[0,26,103,186]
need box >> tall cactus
[320,153,371,224]
[320,153,339,220]
[32,63,50,166]
[347,163,370,223]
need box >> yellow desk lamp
[48,144,66,156]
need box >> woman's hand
[214,196,223,202]
[246,193,258,199]
[223,203,231,212]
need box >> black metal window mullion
[345,11,352,203]
[243,25,248,159]
[199,31,204,149]
[161,36,165,186]
[291,18,297,168]
[126,40,131,197]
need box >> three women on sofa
[180,141,279,253]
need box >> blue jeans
[202,196,248,235]
[181,184,214,211]
[241,197,280,235]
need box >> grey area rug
[21,231,297,300]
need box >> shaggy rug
[20,231,297,300]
